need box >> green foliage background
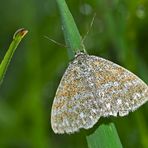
[0,0,148,147]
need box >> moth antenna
[44,35,67,48]
[81,13,96,45]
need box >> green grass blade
[86,123,122,148]
[0,28,28,84]
[56,0,122,147]
[56,0,85,59]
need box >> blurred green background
[0,0,148,148]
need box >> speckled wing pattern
[51,52,148,134]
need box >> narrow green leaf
[56,0,122,147]
[86,123,122,148]
[56,0,85,59]
[0,28,28,84]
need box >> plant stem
[0,28,28,84]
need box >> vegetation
[0,0,148,147]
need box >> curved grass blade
[0,28,28,84]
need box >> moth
[51,51,148,134]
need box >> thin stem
[0,28,28,84]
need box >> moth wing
[51,54,102,134]
[51,53,148,134]
[87,55,148,117]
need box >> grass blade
[0,28,28,84]
[86,123,122,148]
[56,0,85,59]
[56,0,122,147]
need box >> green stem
[0,28,28,84]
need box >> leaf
[56,0,85,59]
[86,123,122,148]
[0,28,28,84]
